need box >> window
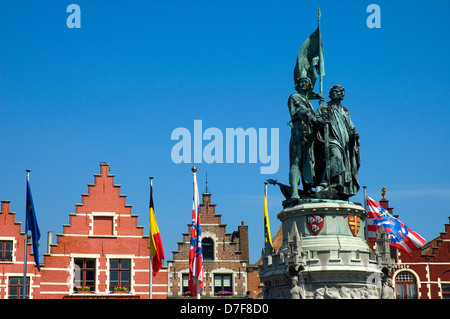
[202,238,214,261]
[182,274,191,296]
[395,271,418,299]
[8,277,29,299]
[214,274,233,296]
[0,240,13,261]
[74,258,96,292]
[442,284,450,299]
[390,246,396,260]
[110,259,130,292]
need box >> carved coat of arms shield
[348,215,361,236]
[306,214,324,235]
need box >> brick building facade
[0,163,167,299]
[379,194,450,299]
[0,200,42,298]
[167,192,260,298]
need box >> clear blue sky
[1,1,449,264]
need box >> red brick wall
[1,163,168,299]
[395,218,450,299]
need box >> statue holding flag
[261,9,385,300]
[287,76,323,201]
[287,9,325,203]
[286,8,360,203]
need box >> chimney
[47,231,53,254]
[202,193,211,205]
[238,221,249,263]
[1,200,10,214]
[100,162,110,176]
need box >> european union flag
[26,179,41,271]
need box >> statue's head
[291,276,298,284]
[295,76,312,93]
[329,85,345,101]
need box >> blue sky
[1,1,449,264]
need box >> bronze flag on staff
[293,8,325,93]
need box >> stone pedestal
[259,200,383,299]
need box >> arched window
[202,238,214,261]
[395,271,418,299]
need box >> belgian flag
[149,180,164,276]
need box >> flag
[26,179,41,271]
[365,196,379,249]
[149,181,164,276]
[264,185,273,251]
[188,168,203,298]
[365,195,426,256]
[293,26,325,90]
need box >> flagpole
[363,186,369,246]
[192,167,201,300]
[317,7,323,98]
[149,177,153,299]
[23,170,30,299]
[190,166,202,300]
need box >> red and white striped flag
[188,167,203,298]
[365,195,426,256]
[365,196,380,249]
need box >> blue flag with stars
[26,179,41,271]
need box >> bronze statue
[315,85,360,200]
[287,76,322,200]
[282,9,360,204]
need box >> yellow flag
[264,188,273,248]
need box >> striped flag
[149,180,164,276]
[365,195,425,256]
[188,167,203,298]
[365,196,379,249]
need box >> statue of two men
[288,77,360,201]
